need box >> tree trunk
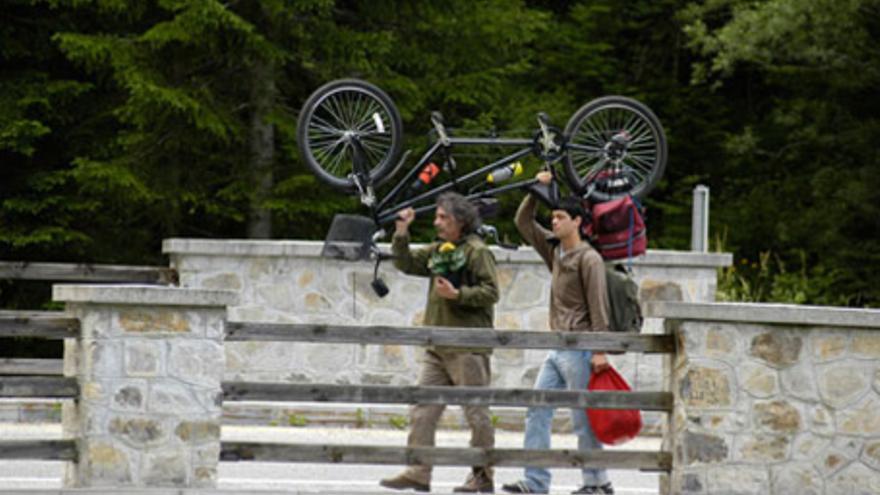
[247,57,276,239]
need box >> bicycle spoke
[579,117,607,148]
[325,142,351,176]
[621,112,641,135]
[313,134,346,154]
[326,94,350,130]
[344,91,360,129]
[626,154,655,174]
[309,114,347,135]
[361,134,392,153]
[626,121,654,146]
[574,154,607,177]
[353,99,383,134]
[348,92,366,131]
[360,139,386,165]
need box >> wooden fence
[0,261,177,464]
[0,314,674,476]
[0,261,177,285]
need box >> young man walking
[502,172,614,495]
[379,192,499,493]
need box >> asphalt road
[0,423,662,494]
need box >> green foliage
[1,0,878,309]
[388,414,408,430]
[354,408,370,428]
[287,413,308,427]
[684,0,880,306]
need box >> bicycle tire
[563,96,667,201]
[297,79,403,192]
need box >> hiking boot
[501,480,546,494]
[379,473,430,492]
[453,472,494,493]
[571,482,614,494]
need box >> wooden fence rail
[0,440,77,461]
[0,305,676,479]
[0,261,177,285]
[0,358,64,375]
[220,443,672,471]
[226,322,674,353]
[0,376,78,398]
[0,311,80,339]
[222,382,673,411]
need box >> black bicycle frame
[371,135,547,225]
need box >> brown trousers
[402,349,494,484]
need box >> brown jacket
[515,194,610,332]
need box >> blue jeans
[522,350,607,493]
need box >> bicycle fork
[347,135,376,208]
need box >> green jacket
[392,232,499,353]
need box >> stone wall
[55,285,236,488]
[647,301,880,495]
[164,239,730,431]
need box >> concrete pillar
[691,185,709,252]
[54,284,237,488]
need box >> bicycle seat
[321,214,377,261]
[471,197,500,219]
[526,181,560,208]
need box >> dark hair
[555,196,588,222]
[436,192,481,234]
[554,196,590,239]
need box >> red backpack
[582,195,646,261]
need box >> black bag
[605,264,643,333]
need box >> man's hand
[536,171,553,185]
[434,276,460,300]
[395,207,416,235]
[591,352,610,374]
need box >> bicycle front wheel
[296,79,403,192]
[563,96,667,201]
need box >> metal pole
[691,185,710,252]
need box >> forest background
[2,0,879,322]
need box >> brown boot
[453,471,494,493]
[379,473,430,492]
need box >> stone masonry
[648,301,880,495]
[54,284,237,488]
[164,239,731,431]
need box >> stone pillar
[649,301,880,495]
[54,284,237,488]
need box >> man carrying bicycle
[379,191,499,494]
[502,172,614,495]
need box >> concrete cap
[645,301,880,329]
[53,284,238,307]
[163,238,732,268]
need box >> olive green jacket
[392,232,499,353]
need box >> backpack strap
[626,195,635,271]
[625,195,645,272]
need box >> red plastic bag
[587,366,642,445]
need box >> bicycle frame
[363,134,557,226]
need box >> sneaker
[379,473,430,492]
[501,480,546,494]
[453,472,494,493]
[571,482,614,494]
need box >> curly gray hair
[436,192,481,235]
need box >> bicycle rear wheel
[563,96,667,201]
[297,79,403,192]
